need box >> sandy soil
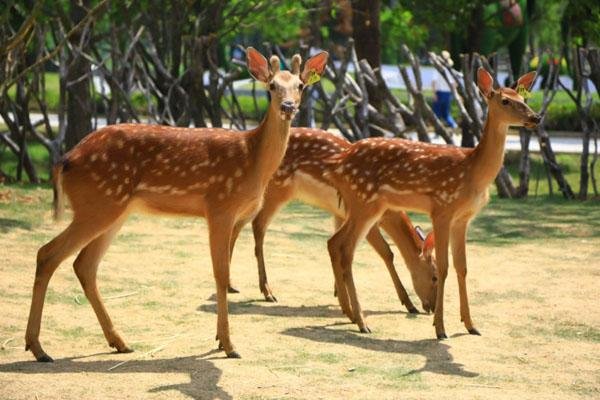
[0,195,599,400]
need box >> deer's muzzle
[524,113,541,129]
[280,100,296,118]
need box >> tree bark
[65,0,92,150]
[352,0,383,111]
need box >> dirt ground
[0,188,599,399]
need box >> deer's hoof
[226,350,241,359]
[408,307,419,314]
[468,328,481,336]
[117,346,134,354]
[436,332,448,340]
[359,326,372,334]
[36,353,54,363]
[227,286,240,294]
[264,294,277,303]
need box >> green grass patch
[56,326,87,340]
[0,140,52,182]
[473,289,545,306]
[553,321,600,343]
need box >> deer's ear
[477,67,494,98]
[516,71,537,91]
[300,51,329,85]
[422,232,435,258]
[246,47,270,83]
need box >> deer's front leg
[208,215,240,358]
[450,219,479,335]
[432,217,451,339]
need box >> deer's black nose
[280,100,295,114]
[531,114,541,124]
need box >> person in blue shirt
[432,50,458,129]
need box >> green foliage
[530,0,568,52]
[563,0,600,46]
[224,1,314,45]
[380,5,427,63]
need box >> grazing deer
[248,128,437,314]
[325,68,540,337]
[24,47,328,361]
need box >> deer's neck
[469,112,509,187]
[248,103,292,187]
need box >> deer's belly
[294,172,342,217]
[131,193,207,217]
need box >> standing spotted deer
[325,68,540,337]
[25,47,328,361]
[249,128,437,313]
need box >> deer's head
[412,227,437,313]
[477,68,541,129]
[246,47,328,121]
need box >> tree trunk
[587,48,600,94]
[352,0,383,111]
[516,128,531,197]
[65,0,92,150]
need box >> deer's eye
[269,82,275,91]
[298,83,304,90]
[501,98,509,105]
[432,277,438,283]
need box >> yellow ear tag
[306,69,321,86]
[516,84,532,99]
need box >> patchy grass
[0,185,598,399]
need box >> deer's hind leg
[73,216,132,353]
[25,207,127,362]
[365,226,418,314]
[226,220,246,294]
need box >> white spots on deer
[234,168,243,178]
[225,177,234,194]
[90,154,98,162]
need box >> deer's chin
[524,122,538,129]
[280,111,296,121]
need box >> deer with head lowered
[248,127,437,314]
[25,47,328,361]
[325,68,540,337]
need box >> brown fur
[25,48,329,361]
[325,69,540,337]
[250,128,437,311]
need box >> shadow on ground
[282,324,479,378]
[0,351,231,400]
[197,298,416,319]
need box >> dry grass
[0,186,599,399]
